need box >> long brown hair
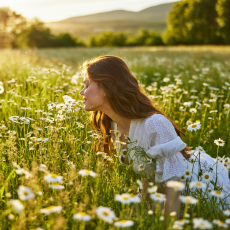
[80,55,192,159]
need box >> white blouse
[111,113,230,206]
[111,113,189,183]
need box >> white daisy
[114,220,134,228]
[183,170,192,179]
[40,206,62,215]
[174,219,190,226]
[39,164,48,172]
[195,146,206,153]
[115,194,131,204]
[48,183,64,190]
[210,190,225,199]
[73,212,91,221]
[147,185,158,194]
[17,186,35,200]
[37,137,49,142]
[96,206,116,224]
[136,179,143,189]
[167,181,185,191]
[138,164,145,171]
[223,210,230,216]
[78,169,97,178]
[187,122,201,131]
[189,181,207,190]
[214,138,225,146]
[8,199,24,213]
[193,218,212,229]
[213,219,228,228]
[189,108,197,113]
[44,173,63,183]
[201,172,213,183]
[19,117,30,124]
[150,193,166,203]
[179,196,198,205]
[129,193,141,203]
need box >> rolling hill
[45,2,177,41]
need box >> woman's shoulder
[144,113,170,125]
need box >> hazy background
[0,0,177,22]
[0,0,229,48]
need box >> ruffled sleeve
[144,114,189,183]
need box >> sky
[0,0,177,22]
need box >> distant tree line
[1,0,230,48]
[163,0,230,45]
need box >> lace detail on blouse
[144,114,188,182]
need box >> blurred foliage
[0,8,85,48]
[1,0,230,48]
[89,29,164,47]
[163,0,230,45]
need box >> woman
[79,55,230,216]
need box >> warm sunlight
[0,0,177,22]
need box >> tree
[0,7,27,48]
[162,1,189,45]
[216,0,230,44]
[163,0,222,45]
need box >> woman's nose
[79,89,84,95]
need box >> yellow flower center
[46,206,54,210]
[23,192,28,196]
[199,148,203,151]
[185,172,190,176]
[204,175,209,179]
[129,194,135,198]
[120,220,127,223]
[178,219,184,222]
[140,165,144,169]
[122,196,129,200]
[185,197,191,202]
[79,212,87,216]
[156,194,162,198]
[195,182,201,186]
[191,124,197,128]
[219,221,224,224]
[152,173,155,178]
[84,170,91,174]
[215,191,221,195]
[200,222,205,226]
[103,211,109,216]
[181,176,185,179]
[51,173,58,178]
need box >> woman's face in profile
[79,77,107,111]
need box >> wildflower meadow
[0,47,230,229]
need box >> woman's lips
[83,99,87,104]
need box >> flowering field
[0,48,230,230]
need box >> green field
[0,47,229,229]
